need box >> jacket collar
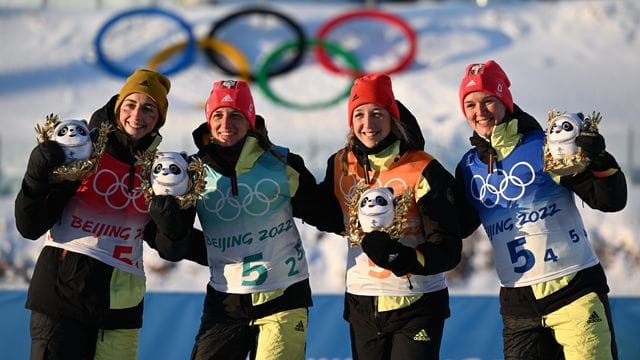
[198,135,264,177]
[469,104,543,163]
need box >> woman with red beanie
[15,68,172,359]
[146,79,327,359]
[313,73,462,359]
[454,60,626,359]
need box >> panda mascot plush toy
[543,111,601,176]
[52,119,93,164]
[357,187,396,233]
[150,151,190,196]
[546,112,583,159]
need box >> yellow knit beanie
[114,69,171,129]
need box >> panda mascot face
[547,113,582,158]
[52,119,92,164]
[357,187,395,233]
[150,152,189,196]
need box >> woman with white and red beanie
[147,79,327,360]
[15,68,172,359]
[453,60,626,359]
[313,73,462,359]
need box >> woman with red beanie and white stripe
[313,73,463,359]
[454,60,626,359]
[146,79,328,360]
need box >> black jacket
[453,104,627,316]
[316,100,462,276]
[149,121,332,263]
[454,104,627,239]
[148,119,323,320]
[15,95,161,328]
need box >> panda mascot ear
[90,123,100,141]
[186,153,198,169]
[382,187,401,207]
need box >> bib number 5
[507,237,535,273]
[242,253,267,286]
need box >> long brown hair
[247,125,287,165]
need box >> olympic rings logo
[93,6,417,110]
[339,173,408,198]
[201,178,281,222]
[470,161,536,208]
[92,168,148,213]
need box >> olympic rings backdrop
[93,6,417,110]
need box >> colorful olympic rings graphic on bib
[93,6,417,108]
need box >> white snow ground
[0,0,639,295]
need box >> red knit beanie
[205,80,256,128]
[459,60,513,115]
[348,73,400,127]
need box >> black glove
[361,231,418,277]
[575,133,605,158]
[24,141,66,190]
[575,133,616,171]
[148,195,196,241]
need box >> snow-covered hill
[1,0,639,295]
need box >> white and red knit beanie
[459,60,513,114]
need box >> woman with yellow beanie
[15,68,172,359]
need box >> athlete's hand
[576,133,605,158]
[575,133,617,171]
[148,195,196,241]
[361,231,417,277]
[24,141,66,190]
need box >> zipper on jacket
[127,165,136,192]
[373,296,383,336]
[363,159,371,185]
[406,274,414,290]
[231,171,238,196]
[487,137,495,174]
[488,152,494,174]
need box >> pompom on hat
[348,73,400,127]
[205,80,256,128]
[459,60,513,115]
[115,69,171,129]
